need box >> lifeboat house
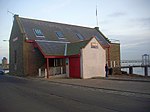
[9,15,115,79]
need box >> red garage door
[69,57,80,78]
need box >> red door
[69,57,80,78]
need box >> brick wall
[23,42,45,76]
[9,16,24,76]
[109,43,120,67]
[106,43,121,75]
[10,15,45,76]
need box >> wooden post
[45,69,47,78]
[129,66,133,74]
[46,58,49,78]
[110,61,112,68]
[107,47,110,67]
[144,66,148,76]
[114,61,116,67]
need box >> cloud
[42,0,72,14]
[108,12,127,17]
[102,16,150,37]
[121,41,147,49]
[121,40,150,60]
[127,17,150,30]
[137,17,150,29]
[106,33,150,60]
[139,17,150,22]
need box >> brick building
[9,15,120,78]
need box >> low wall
[109,67,121,75]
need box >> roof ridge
[68,38,91,44]
[19,16,94,30]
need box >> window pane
[56,31,64,39]
[33,29,44,37]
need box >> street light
[3,40,9,42]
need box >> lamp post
[3,40,9,42]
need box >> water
[121,62,150,76]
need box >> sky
[0,0,150,63]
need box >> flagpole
[96,5,99,27]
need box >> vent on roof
[33,29,45,37]
[56,31,65,39]
[76,33,84,40]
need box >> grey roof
[35,39,90,56]
[67,40,90,56]
[36,41,66,56]
[19,17,109,46]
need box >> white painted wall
[81,38,106,79]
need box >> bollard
[144,66,148,76]
[129,66,133,74]
[39,68,41,77]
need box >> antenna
[96,5,99,27]
[7,10,16,22]
[7,10,15,16]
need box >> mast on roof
[96,5,99,27]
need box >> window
[33,29,44,37]
[54,59,64,67]
[76,33,84,40]
[56,31,65,39]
